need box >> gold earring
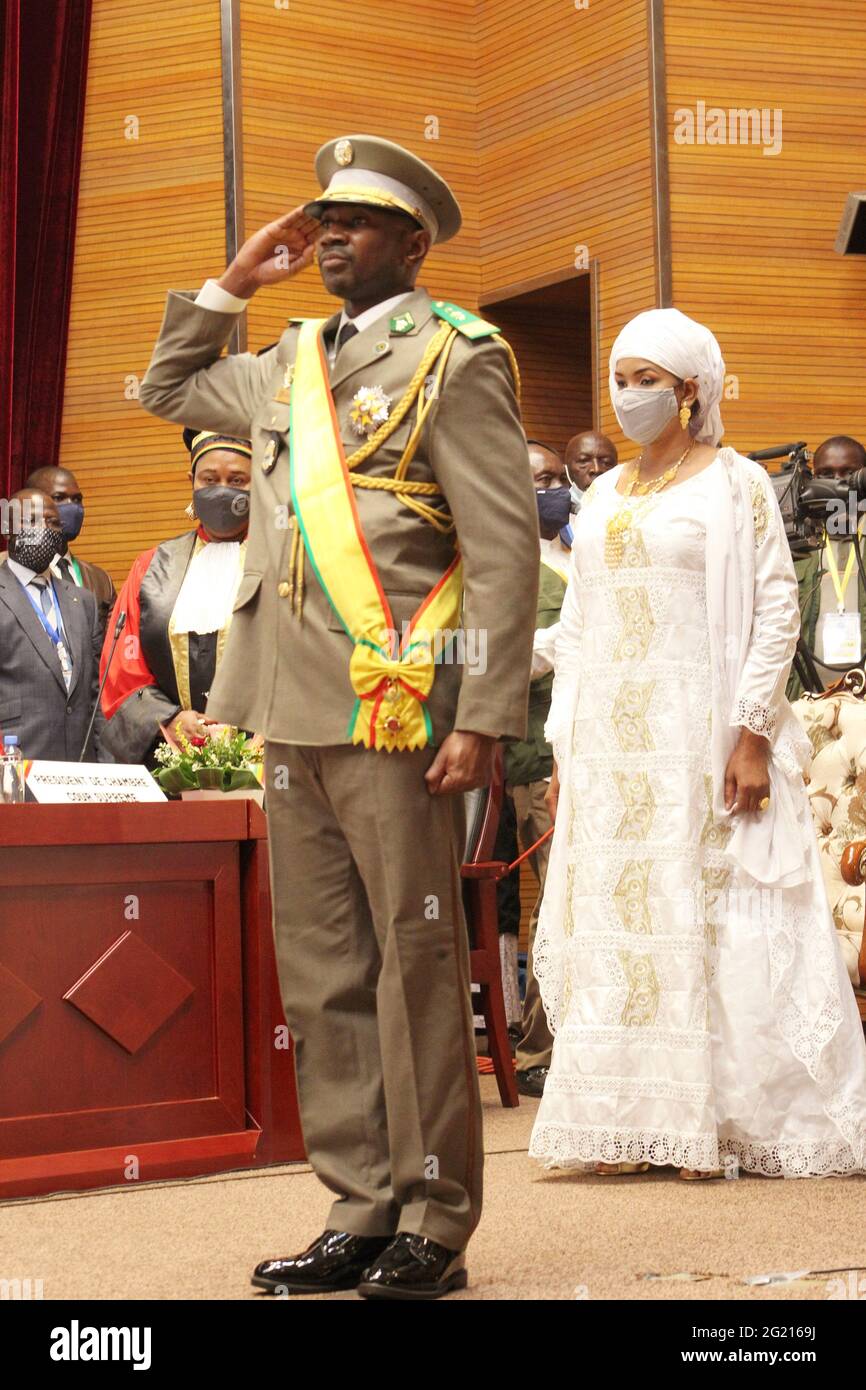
[679,403,691,430]
[185,501,195,520]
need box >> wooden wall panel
[61,0,662,585]
[665,0,866,456]
[57,0,225,587]
[477,0,658,445]
[485,276,594,453]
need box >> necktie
[336,320,359,356]
[56,556,74,582]
[31,579,72,690]
[31,578,54,619]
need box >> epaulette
[430,300,500,340]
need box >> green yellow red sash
[289,318,463,751]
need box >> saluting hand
[217,206,320,299]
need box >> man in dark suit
[25,466,117,641]
[0,489,105,760]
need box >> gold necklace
[625,437,697,496]
[605,438,697,567]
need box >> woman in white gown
[529,308,866,1179]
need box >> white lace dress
[529,457,866,1176]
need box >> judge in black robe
[100,431,252,765]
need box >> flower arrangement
[153,726,263,797]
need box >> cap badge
[334,139,354,167]
[350,384,391,437]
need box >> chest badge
[350,384,391,437]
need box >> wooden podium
[0,800,304,1198]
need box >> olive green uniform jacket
[139,286,539,746]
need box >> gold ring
[758,796,770,811]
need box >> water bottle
[0,734,24,804]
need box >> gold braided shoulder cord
[287,325,521,614]
[346,326,521,529]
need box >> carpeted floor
[2,1077,863,1301]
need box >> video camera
[747,442,866,558]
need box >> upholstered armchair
[792,674,866,1020]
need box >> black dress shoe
[252,1230,393,1295]
[516,1065,549,1097]
[357,1233,467,1300]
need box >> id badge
[822,610,861,665]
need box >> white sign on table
[26,762,166,805]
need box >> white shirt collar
[50,553,79,584]
[334,291,413,351]
[540,535,572,565]
[6,556,47,587]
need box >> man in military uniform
[140,135,538,1300]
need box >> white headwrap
[608,307,726,445]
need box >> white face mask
[613,385,680,444]
[564,466,583,508]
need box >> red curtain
[0,0,93,499]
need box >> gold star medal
[350,385,391,437]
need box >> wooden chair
[462,746,519,1107]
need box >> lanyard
[824,518,865,613]
[22,579,66,649]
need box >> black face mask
[192,485,250,535]
[8,526,66,573]
[536,486,572,540]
